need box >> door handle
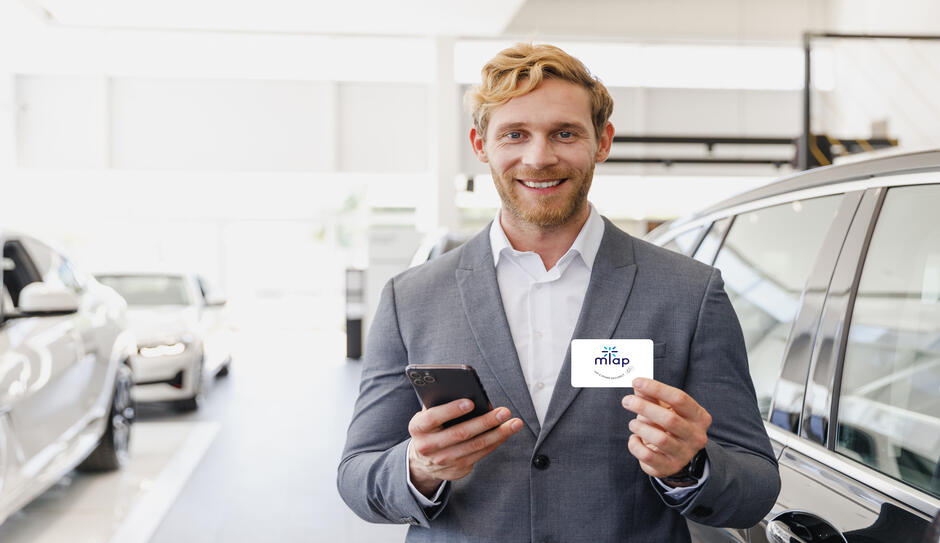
[766,511,846,543]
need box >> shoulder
[603,218,715,287]
[388,227,487,297]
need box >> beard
[492,164,594,229]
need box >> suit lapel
[456,226,541,437]
[535,219,638,449]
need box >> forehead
[487,79,593,133]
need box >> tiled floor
[0,329,407,543]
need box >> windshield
[98,275,192,306]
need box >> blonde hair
[466,43,614,140]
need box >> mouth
[518,178,567,189]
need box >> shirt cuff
[654,458,710,500]
[405,440,448,507]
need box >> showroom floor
[0,329,407,543]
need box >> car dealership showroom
[1,1,939,542]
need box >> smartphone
[405,364,493,428]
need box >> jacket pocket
[653,342,666,359]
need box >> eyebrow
[492,121,590,134]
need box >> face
[471,78,613,230]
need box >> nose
[521,136,559,170]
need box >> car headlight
[139,342,187,358]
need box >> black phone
[405,364,493,428]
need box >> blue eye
[558,131,573,139]
[507,132,522,139]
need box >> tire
[174,357,204,412]
[78,363,134,472]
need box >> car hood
[126,306,199,345]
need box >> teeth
[521,179,563,189]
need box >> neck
[500,204,591,270]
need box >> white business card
[571,339,654,388]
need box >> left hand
[621,378,711,481]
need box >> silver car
[95,273,232,411]
[0,232,136,525]
[647,149,940,542]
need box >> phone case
[405,364,493,428]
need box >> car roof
[673,148,940,228]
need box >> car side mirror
[205,297,227,308]
[18,282,80,315]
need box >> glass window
[836,184,940,499]
[713,195,843,417]
[663,225,705,256]
[97,274,193,306]
[692,217,731,265]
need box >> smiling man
[338,43,780,542]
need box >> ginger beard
[491,163,594,229]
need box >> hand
[408,399,524,497]
[621,378,711,484]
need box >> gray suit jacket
[338,218,780,542]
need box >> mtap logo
[594,346,631,379]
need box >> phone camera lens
[424,375,436,383]
[412,378,426,386]
[408,372,421,380]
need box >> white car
[0,231,136,525]
[95,273,233,411]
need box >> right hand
[408,399,523,497]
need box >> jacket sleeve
[655,268,781,527]
[337,278,451,527]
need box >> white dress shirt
[408,203,706,506]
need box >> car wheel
[175,357,204,412]
[78,363,134,472]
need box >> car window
[97,275,192,306]
[835,184,940,499]
[663,225,706,256]
[2,240,43,307]
[692,217,731,265]
[20,238,83,293]
[713,195,843,417]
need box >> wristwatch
[661,448,708,486]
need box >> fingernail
[634,378,648,389]
[496,409,509,422]
[622,396,633,408]
[511,420,523,431]
[460,400,473,412]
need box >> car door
[754,181,940,542]
[688,190,856,543]
[0,238,86,468]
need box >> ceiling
[28,0,827,44]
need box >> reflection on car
[0,232,136,525]
[95,273,233,412]
[646,149,940,543]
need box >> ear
[470,127,489,163]
[594,122,615,163]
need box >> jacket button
[532,454,550,470]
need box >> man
[338,43,780,542]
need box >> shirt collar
[489,203,605,271]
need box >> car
[94,272,233,411]
[645,149,940,543]
[0,231,136,525]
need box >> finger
[427,407,512,451]
[633,378,708,423]
[409,398,474,436]
[628,418,681,458]
[433,418,523,466]
[447,419,523,470]
[628,434,677,479]
[622,394,694,440]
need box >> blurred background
[0,0,939,541]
